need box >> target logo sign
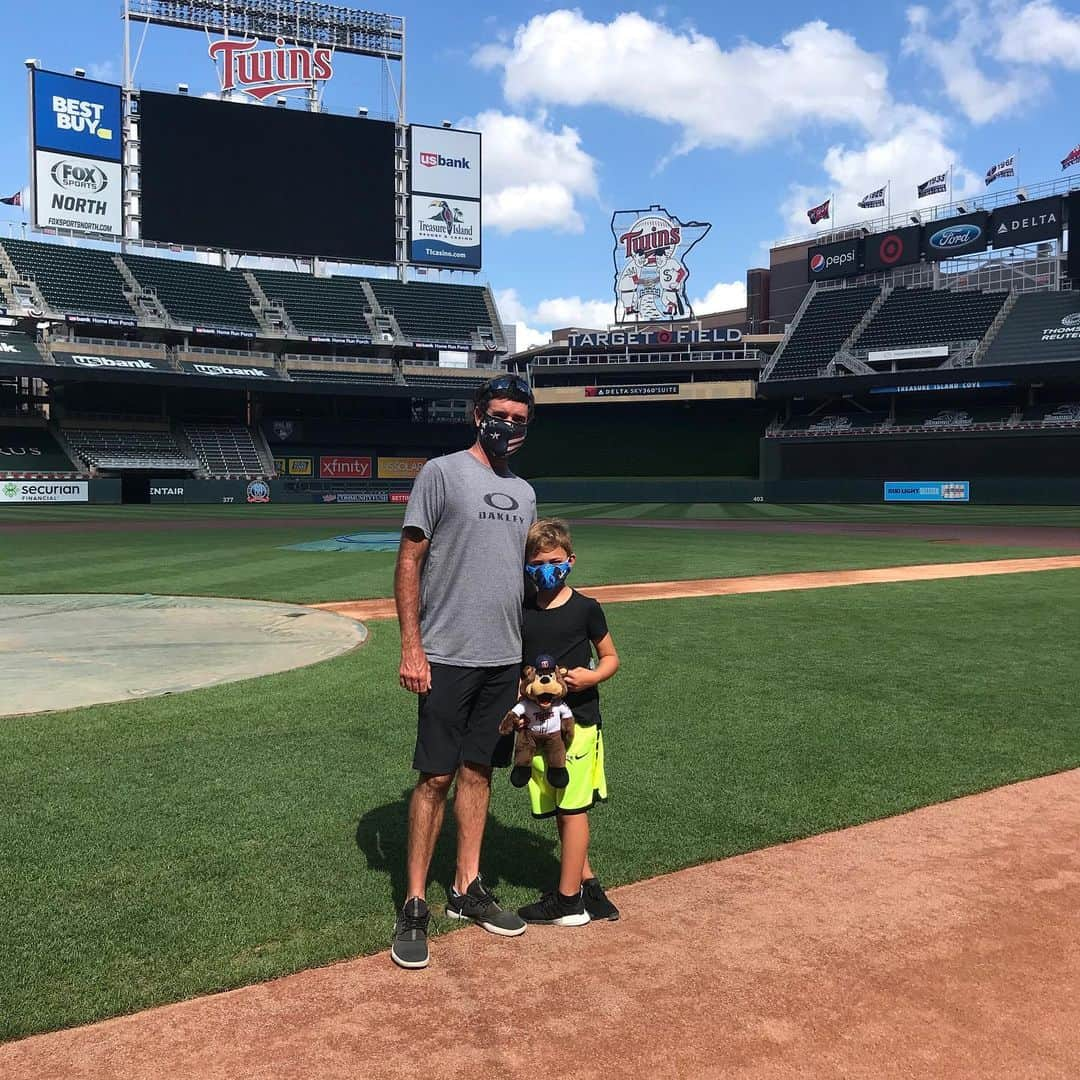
[877,233,905,265]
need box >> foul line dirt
[313,554,1080,622]
[4,769,1078,1079]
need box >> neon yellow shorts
[528,723,608,818]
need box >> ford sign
[929,223,982,250]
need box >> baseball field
[3,502,1080,1059]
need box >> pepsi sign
[32,70,122,162]
[922,212,989,261]
[806,238,862,281]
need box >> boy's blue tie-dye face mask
[526,560,572,591]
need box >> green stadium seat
[1,238,134,318]
[121,253,260,330]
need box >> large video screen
[138,92,396,262]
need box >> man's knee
[456,761,493,790]
[415,772,454,801]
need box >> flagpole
[948,163,954,214]
[887,180,892,225]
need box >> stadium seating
[182,423,267,476]
[1,239,134,318]
[368,280,496,344]
[981,293,1080,367]
[122,254,260,331]
[765,285,880,380]
[287,369,397,384]
[254,270,372,336]
[0,424,81,474]
[1018,402,1080,428]
[63,426,198,471]
[856,287,1008,353]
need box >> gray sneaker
[445,874,527,937]
[391,897,430,969]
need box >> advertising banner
[65,313,137,329]
[179,360,280,379]
[0,479,88,503]
[0,330,42,364]
[806,237,862,280]
[377,456,426,479]
[585,384,680,398]
[409,125,481,199]
[410,195,481,269]
[390,492,410,504]
[33,150,122,238]
[566,327,741,348]
[612,206,711,322]
[51,351,173,373]
[287,457,313,476]
[315,491,390,504]
[863,226,922,273]
[320,455,373,479]
[922,212,990,261]
[884,481,969,502]
[989,196,1063,248]
[32,70,122,161]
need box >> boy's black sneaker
[391,897,430,969]
[517,889,591,926]
[445,875,527,937]
[582,877,620,922]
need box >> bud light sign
[806,238,862,281]
[922,212,989,261]
[32,70,122,161]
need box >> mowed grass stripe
[3,570,1080,1039]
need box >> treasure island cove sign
[611,206,711,323]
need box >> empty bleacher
[254,270,372,337]
[0,424,82,474]
[368,280,495,345]
[63,425,198,471]
[122,254,260,331]
[766,285,880,380]
[981,292,1080,368]
[856,287,1007,353]
[182,423,266,476]
[1,238,133,318]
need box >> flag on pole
[1062,144,1080,171]
[857,185,887,209]
[0,191,21,207]
[806,198,830,224]
[984,156,1015,185]
[917,172,948,198]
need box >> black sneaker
[582,877,620,922]
[445,875,527,937]
[517,889,591,926]
[391,897,430,969]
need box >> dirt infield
[314,554,1080,622]
[4,769,1077,1079]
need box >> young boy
[514,518,621,926]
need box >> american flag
[857,185,887,209]
[918,172,948,198]
[806,198,830,225]
[1062,144,1080,171]
[984,156,1015,185]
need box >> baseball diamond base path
[313,554,1080,621]
[4,769,1078,1079]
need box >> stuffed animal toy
[500,654,575,789]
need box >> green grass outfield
[3,502,1080,604]
[2,505,1080,1039]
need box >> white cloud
[532,295,613,328]
[780,107,980,236]
[902,5,1039,124]
[995,1,1080,68]
[475,12,890,152]
[87,61,120,84]
[465,110,598,233]
[691,280,747,315]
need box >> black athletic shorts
[413,662,519,775]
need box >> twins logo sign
[611,206,711,323]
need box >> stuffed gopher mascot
[499,654,575,789]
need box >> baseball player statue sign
[611,206,711,323]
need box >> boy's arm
[563,634,619,691]
[395,527,431,693]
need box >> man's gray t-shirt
[403,450,536,667]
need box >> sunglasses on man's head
[486,374,532,396]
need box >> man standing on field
[391,374,536,969]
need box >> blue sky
[2,1,1079,345]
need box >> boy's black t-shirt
[521,589,608,727]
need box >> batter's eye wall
[138,92,397,262]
